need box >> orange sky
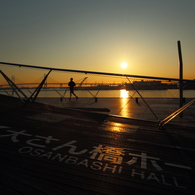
[1,1,195,81]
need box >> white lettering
[16,145,189,191]
[131,169,145,180]
[161,175,172,186]
[118,166,123,174]
[147,173,160,183]
[76,159,88,168]
[90,161,103,171]
[65,156,78,164]
[103,164,117,173]
[173,177,186,189]
[18,147,33,153]
[30,149,44,156]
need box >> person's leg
[73,92,78,99]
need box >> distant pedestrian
[68,78,78,100]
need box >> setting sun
[120,62,128,69]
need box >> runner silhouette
[68,78,78,100]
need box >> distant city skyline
[1,0,195,80]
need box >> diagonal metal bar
[159,98,195,128]
[126,76,159,121]
[0,70,28,103]
[24,69,52,106]
[1,61,195,82]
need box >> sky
[0,0,195,80]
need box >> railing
[0,62,195,128]
[158,98,195,129]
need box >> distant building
[125,80,177,90]
[183,80,195,89]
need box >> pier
[0,94,195,194]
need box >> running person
[68,78,78,100]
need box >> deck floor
[0,95,195,195]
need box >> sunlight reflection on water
[120,89,129,98]
[119,90,133,118]
[1,88,195,98]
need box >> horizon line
[0,61,194,82]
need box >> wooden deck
[0,95,195,195]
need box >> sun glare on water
[120,89,129,98]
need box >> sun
[120,62,128,69]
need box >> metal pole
[177,41,183,116]
[1,61,194,82]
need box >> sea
[1,88,195,99]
